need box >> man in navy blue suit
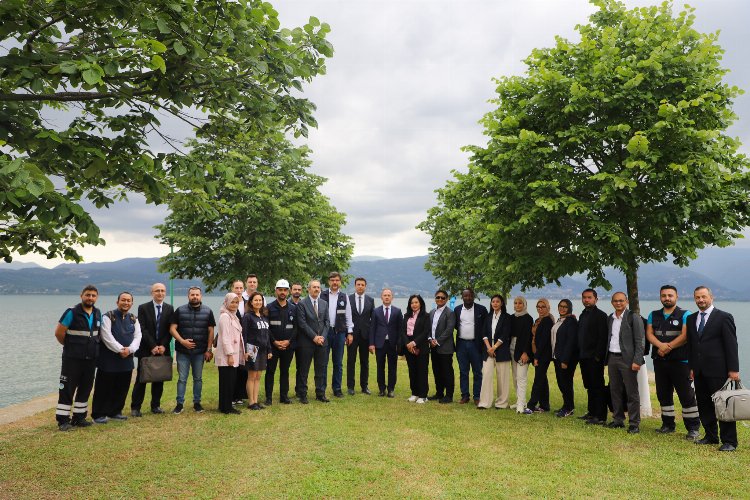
[369,288,403,397]
[454,288,488,404]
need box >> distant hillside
[1,247,748,299]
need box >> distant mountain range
[1,247,748,299]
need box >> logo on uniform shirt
[339,300,345,307]
[59,383,65,390]
[671,320,679,326]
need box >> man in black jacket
[577,288,609,425]
[131,283,174,416]
[348,277,375,395]
[265,279,297,405]
[687,286,741,452]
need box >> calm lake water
[1,295,748,408]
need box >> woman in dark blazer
[400,294,431,403]
[242,292,272,410]
[527,298,554,412]
[478,295,512,409]
[552,299,579,417]
[510,296,534,414]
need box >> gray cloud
[15,0,750,265]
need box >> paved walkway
[0,393,56,426]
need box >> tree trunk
[624,263,640,315]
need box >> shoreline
[0,392,56,426]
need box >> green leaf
[173,40,187,55]
[82,68,102,85]
[150,55,167,73]
[157,18,170,34]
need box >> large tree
[157,133,352,293]
[0,0,332,262]
[419,0,750,312]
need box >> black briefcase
[138,355,173,383]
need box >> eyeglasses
[435,296,448,301]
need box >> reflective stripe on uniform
[67,329,99,337]
[269,321,282,326]
[286,324,294,329]
[57,403,72,410]
[682,406,699,418]
[661,405,675,416]
[56,409,70,416]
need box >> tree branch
[24,13,67,52]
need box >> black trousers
[580,357,607,419]
[431,350,454,399]
[233,368,248,400]
[376,340,398,391]
[554,359,577,411]
[405,347,429,398]
[218,366,237,413]
[265,347,294,401]
[91,370,132,419]
[56,357,96,424]
[654,359,700,431]
[347,334,370,390]
[694,372,738,446]
[528,360,551,411]
[130,356,165,410]
[295,345,329,397]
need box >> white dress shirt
[101,311,142,354]
[609,311,624,353]
[327,289,354,333]
[695,305,714,331]
[431,305,446,340]
[459,305,475,340]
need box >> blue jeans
[456,339,482,399]
[176,351,205,405]
[328,328,346,392]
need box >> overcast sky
[11,0,750,268]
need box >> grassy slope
[1,359,748,498]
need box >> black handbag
[138,355,173,383]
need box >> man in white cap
[264,279,297,405]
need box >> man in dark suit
[577,288,609,425]
[604,292,645,434]
[348,277,374,395]
[369,288,403,397]
[295,279,331,403]
[454,288,488,404]
[687,286,741,451]
[428,290,456,403]
[131,282,174,416]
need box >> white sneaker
[416,398,427,404]
[407,395,418,402]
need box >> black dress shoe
[627,426,640,434]
[719,443,737,452]
[685,429,700,440]
[280,397,292,404]
[586,417,605,425]
[695,437,720,445]
[316,395,330,403]
[378,389,386,397]
[427,394,443,401]
[130,409,143,418]
[606,421,625,429]
[387,390,395,398]
[439,397,452,404]
[347,389,355,396]
[264,399,272,406]
[334,391,344,398]
[655,425,675,434]
[362,388,371,395]
[151,407,164,414]
[299,396,309,404]
[577,412,591,420]
[228,408,241,414]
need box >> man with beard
[348,277,374,395]
[646,285,700,439]
[577,288,609,425]
[321,272,354,398]
[265,279,297,405]
[290,283,303,305]
[170,287,215,414]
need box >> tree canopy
[0,0,332,262]
[419,0,750,311]
[157,133,353,293]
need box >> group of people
[53,274,741,452]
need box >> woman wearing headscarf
[478,294,512,409]
[400,294,431,403]
[553,299,579,417]
[510,296,534,414]
[215,293,244,414]
[527,298,554,413]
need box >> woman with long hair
[400,294,431,403]
[552,299,579,417]
[527,298,554,413]
[478,294,512,409]
[510,296,534,414]
[242,292,272,410]
[215,293,244,414]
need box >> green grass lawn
[1,358,748,498]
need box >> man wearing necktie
[131,283,174,416]
[686,286,741,451]
[348,277,375,395]
[295,279,331,403]
[369,289,403,397]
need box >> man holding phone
[170,287,215,414]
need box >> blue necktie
[156,305,162,340]
[698,312,706,338]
